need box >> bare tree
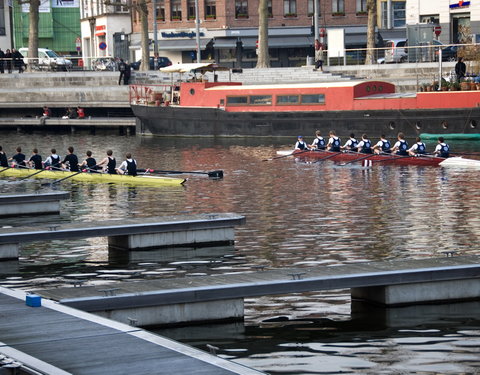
[256,0,270,68]
[17,0,40,71]
[365,0,376,65]
[105,0,150,71]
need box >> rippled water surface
[1,131,480,374]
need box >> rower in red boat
[326,131,341,152]
[341,133,357,152]
[309,130,326,150]
[433,137,450,158]
[408,137,427,156]
[356,134,373,154]
[294,136,309,151]
[372,135,391,154]
[391,132,409,156]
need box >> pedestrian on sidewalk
[118,58,126,85]
[314,39,324,72]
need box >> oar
[262,149,310,161]
[139,169,223,179]
[41,165,99,186]
[371,154,416,163]
[0,166,10,174]
[339,153,375,166]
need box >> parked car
[92,57,116,71]
[432,40,458,62]
[377,39,408,64]
[19,48,73,71]
[131,56,172,70]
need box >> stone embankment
[0,63,454,113]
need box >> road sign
[434,25,442,37]
[99,42,107,50]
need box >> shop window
[332,0,344,15]
[187,0,196,19]
[156,0,165,21]
[250,95,272,105]
[277,95,299,105]
[205,0,216,19]
[284,0,296,17]
[227,96,248,105]
[235,0,248,18]
[301,94,325,104]
[171,0,182,20]
[453,14,471,44]
[420,14,439,24]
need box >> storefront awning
[157,38,211,51]
[214,36,314,49]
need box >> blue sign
[99,42,107,50]
[161,31,205,38]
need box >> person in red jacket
[77,107,85,119]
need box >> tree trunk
[365,0,376,65]
[139,0,150,72]
[256,0,270,68]
[27,0,40,72]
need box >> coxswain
[326,130,341,152]
[372,135,391,154]
[97,150,116,174]
[391,132,409,155]
[44,148,62,170]
[8,147,26,167]
[433,137,450,158]
[80,150,97,171]
[408,137,426,156]
[309,130,326,150]
[0,146,8,167]
[62,146,79,172]
[116,153,137,176]
[356,134,373,154]
[28,148,43,169]
[294,136,309,151]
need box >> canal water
[1,131,480,374]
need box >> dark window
[277,95,299,105]
[0,0,5,36]
[301,94,325,104]
[171,0,182,20]
[227,96,248,105]
[250,95,272,105]
[205,0,216,19]
[235,0,248,18]
[156,0,165,20]
[268,0,273,17]
[332,0,344,13]
[187,0,196,19]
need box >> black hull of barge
[132,105,480,137]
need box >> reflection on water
[1,132,480,374]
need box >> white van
[378,39,408,64]
[19,48,73,71]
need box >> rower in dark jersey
[0,146,8,167]
[28,148,43,169]
[372,135,391,154]
[117,153,137,176]
[356,134,372,154]
[326,130,341,152]
[80,150,98,171]
[98,150,116,174]
[9,147,26,167]
[44,149,62,169]
[62,146,79,172]
[391,132,409,156]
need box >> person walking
[314,39,324,72]
[455,57,466,81]
[4,49,12,73]
[0,48,4,74]
[12,48,24,73]
[118,58,126,85]
[123,61,131,85]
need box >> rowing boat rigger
[1,168,186,186]
[276,149,446,166]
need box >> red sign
[434,25,442,36]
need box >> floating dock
[0,191,69,217]
[0,286,264,375]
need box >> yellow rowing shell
[1,168,186,186]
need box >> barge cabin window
[226,93,325,106]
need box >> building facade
[406,0,479,44]
[79,0,131,63]
[0,0,12,50]
[376,0,406,40]
[12,0,81,53]
[130,0,371,67]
